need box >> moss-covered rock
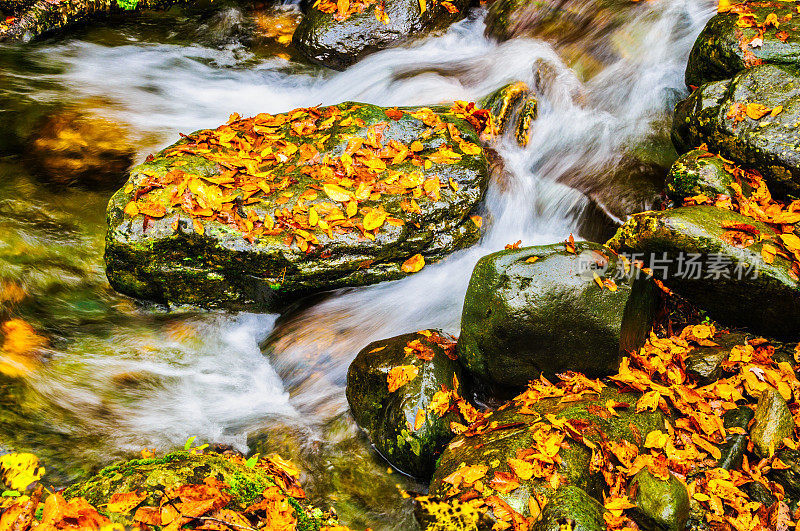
[292,0,469,70]
[685,1,800,88]
[672,64,800,199]
[666,149,741,204]
[532,485,606,531]
[346,330,463,477]
[105,102,489,310]
[62,451,338,530]
[628,469,689,531]
[479,81,529,135]
[607,205,800,339]
[458,242,658,387]
[428,388,666,516]
[513,97,538,148]
[769,448,800,498]
[750,386,794,458]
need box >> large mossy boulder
[346,330,464,477]
[607,205,800,339]
[292,0,469,70]
[750,386,794,458]
[685,0,800,88]
[532,486,606,531]
[105,102,489,309]
[458,242,658,387]
[427,388,665,518]
[672,64,800,199]
[62,451,339,530]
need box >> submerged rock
[607,205,800,339]
[485,0,647,77]
[673,64,800,199]
[458,241,658,387]
[25,111,135,188]
[750,386,793,458]
[105,102,489,309]
[628,469,689,531]
[685,1,800,88]
[426,388,665,519]
[346,330,464,477]
[292,0,469,70]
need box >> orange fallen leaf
[401,254,425,273]
[387,365,419,392]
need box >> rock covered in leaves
[14,450,346,531]
[292,0,469,70]
[685,0,800,88]
[458,241,658,387]
[346,329,473,477]
[423,384,665,527]
[607,205,800,339]
[672,63,800,199]
[105,101,490,309]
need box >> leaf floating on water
[401,254,425,273]
[387,365,418,392]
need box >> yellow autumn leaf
[761,243,777,264]
[401,254,425,273]
[780,232,800,251]
[106,491,147,514]
[644,430,668,449]
[323,183,352,202]
[419,0,426,14]
[771,105,784,117]
[506,459,534,481]
[746,103,772,120]
[387,365,419,392]
[363,210,387,231]
[0,453,44,491]
[636,390,661,412]
[124,202,139,217]
[413,409,426,430]
[470,215,483,228]
[346,200,358,218]
[428,390,451,417]
[308,207,319,227]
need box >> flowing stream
[0,0,715,528]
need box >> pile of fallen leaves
[124,102,489,256]
[0,451,359,531]
[682,146,800,280]
[418,321,800,530]
[312,0,459,24]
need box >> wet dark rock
[685,332,748,386]
[685,1,800,88]
[346,330,463,478]
[532,486,606,531]
[628,468,689,531]
[717,406,754,471]
[292,0,469,70]
[25,111,135,188]
[673,64,800,199]
[770,448,800,499]
[427,388,665,517]
[458,242,658,387]
[750,386,793,458]
[105,102,489,310]
[478,81,538,147]
[608,205,800,340]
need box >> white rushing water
[9,0,715,488]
